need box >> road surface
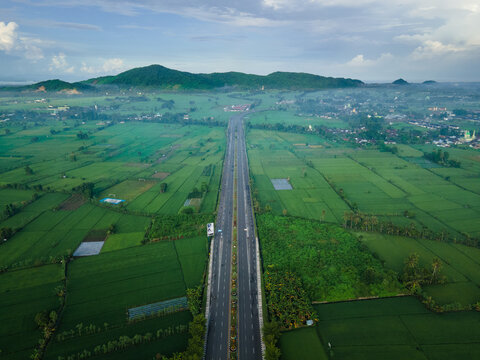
[205,113,262,359]
[235,114,263,359]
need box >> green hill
[0,79,94,93]
[1,64,363,92]
[83,64,363,90]
[392,78,409,85]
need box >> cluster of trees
[149,214,214,241]
[31,310,59,360]
[56,323,110,341]
[259,214,401,304]
[422,297,480,313]
[187,184,207,199]
[359,116,384,140]
[247,121,310,135]
[401,253,445,293]
[160,182,168,193]
[397,254,480,313]
[263,322,281,360]
[160,99,175,110]
[56,325,189,360]
[72,182,95,198]
[141,111,225,127]
[378,142,399,154]
[3,203,18,218]
[343,210,480,248]
[1,183,43,191]
[25,165,34,175]
[5,252,72,272]
[2,193,40,222]
[76,131,89,140]
[179,315,205,359]
[0,227,13,241]
[424,149,461,167]
[186,286,203,316]
[107,224,116,235]
[264,269,315,329]
[342,211,380,231]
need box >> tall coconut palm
[431,257,442,284]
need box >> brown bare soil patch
[83,229,107,242]
[60,88,81,95]
[152,172,170,180]
[58,194,86,211]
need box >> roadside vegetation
[257,214,402,329]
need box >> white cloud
[347,53,393,67]
[394,1,480,61]
[102,58,124,72]
[411,40,465,60]
[20,37,45,61]
[0,21,18,52]
[80,61,96,74]
[52,22,102,31]
[80,58,125,74]
[49,52,74,73]
[0,21,44,61]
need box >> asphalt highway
[205,113,262,360]
[235,114,262,360]
[205,116,235,360]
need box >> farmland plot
[359,232,480,306]
[0,264,64,360]
[247,129,480,240]
[45,239,204,359]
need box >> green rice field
[281,296,480,360]
[247,128,480,239]
[0,94,220,359]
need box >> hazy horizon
[1,0,480,83]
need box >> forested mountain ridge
[1,64,364,92]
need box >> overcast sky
[1,0,480,83]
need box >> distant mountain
[422,80,437,84]
[0,64,363,92]
[0,79,93,93]
[82,64,364,90]
[392,78,409,85]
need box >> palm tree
[371,216,378,231]
[363,217,370,231]
[431,258,442,284]
[353,214,360,229]
[343,212,349,228]
[76,323,83,336]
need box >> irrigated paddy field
[2,86,480,360]
[0,92,222,359]
[247,129,480,239]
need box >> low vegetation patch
[149,213,214,241]
[257,214,402,329]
